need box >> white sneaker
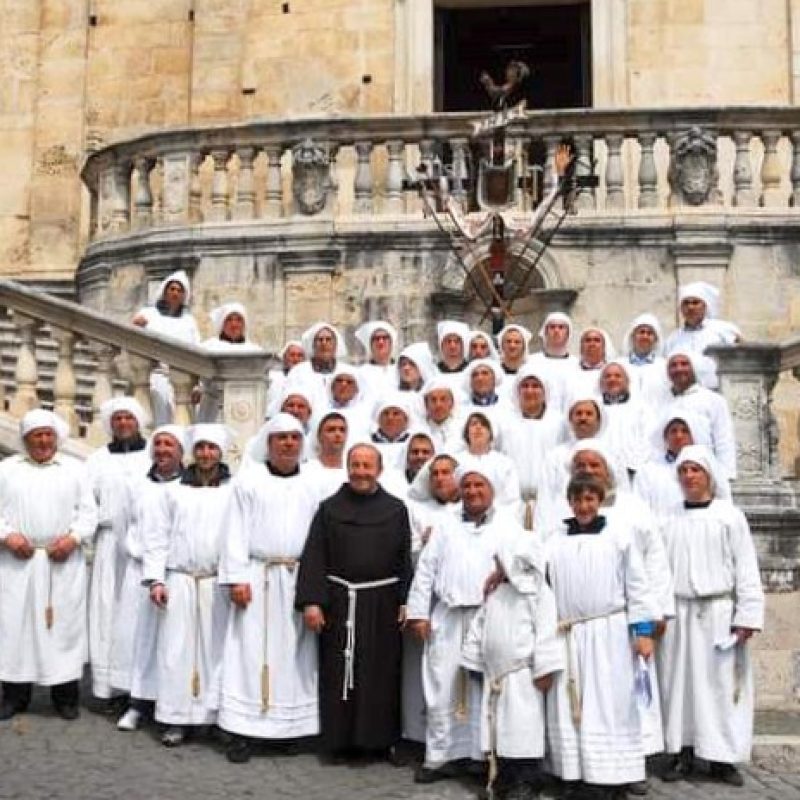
[117,708,142,731]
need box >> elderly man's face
[283,344,305,371]
[152,433,182,474]
[313,327,337,361]
[600,364,628,397]
[348,446,382,494]
[331,373,358,406]
[631,324,657,357]
[580,330,605,366]
[461,473,494,519]
[110,410,140,442]
[667,355,695,393]
[378,407,408,440]
[470,366,496,397]
[430,458,458,503]
[569,401,600,439]
[572,450,611,487]
[25,427,58,464]
[281,394,312,425]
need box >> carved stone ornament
[669,126,719,206]
[292,138,330,215]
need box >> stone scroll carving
[669,126,720,206]
[292,138,331,215]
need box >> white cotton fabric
[99,397,149,438]
[217,464,321,739]
[621,313,670,408]
[19,409,69,445]
[0,454,98,685]
[300,321,347,359]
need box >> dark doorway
[434,3,592,112]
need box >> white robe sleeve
[406,530,442,621]
[632,510,675,620]
[530,579,565,680]
[66,465,99,543]
[729,508,765,630]
[460,605,487,673]
[142,488,173,584]
[217,481,254,585]
[622,530,658,626]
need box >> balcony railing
[81,106,800,242]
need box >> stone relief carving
[36,145,75,177]
[162,157,187,217]
[669,126,720,206]
[292,138,330,215]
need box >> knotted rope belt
[167,567,217,698]
[254,556,299,711]
[557,606,625,726]
[326,574,400,701]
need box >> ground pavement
[0,694,798,800]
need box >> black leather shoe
[53,704,80,721]
[709,762,745,787]
[414,765,450,784]
[226,737,252,764]
[662,749,693,782]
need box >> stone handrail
[81,106,800,241]
[0,280,271,451]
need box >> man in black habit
[296,443,412,762]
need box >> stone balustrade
[0,281,271,457]
[81,106,800,240]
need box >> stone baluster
[123,352,156,426]
[52,329,79,437]
[384,140,406,214]
[189,151,204,223]
[637,132,658,209]
[263,145,283,218]
[207,149,231,222]
[171,369,197,426]
[159,151,196,225]
[759,130,784,207]
[327,144,341,214]
[353,141,374,214]
[732,130,756,207]
[419,139,436,178]
[604,133,625,210]
[449,138,470,206]
[573,134,596,212]
[87,344,117,446]
[9,314,39,418]
[542,134,561,195]
[111,162,132,233]
[790,131,800,208]
[133,157,155,229]
[234,146,256,220]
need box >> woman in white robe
[620,312,670,408]
[658,446,764,787]
[132,269,201,425]
[144,425,234,744]
[86,397,151,703]
[0,411,98,718]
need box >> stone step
[752,711,800,772]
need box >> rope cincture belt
[167,567,217,698]
[33,546,55,630]
[557,606,625,727]
[255,557,299,712]
[326,574,400,701]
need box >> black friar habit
[295,482,412,754]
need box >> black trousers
[2,680,79,709]
[496,757,544,788]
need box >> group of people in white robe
[0,269,765,800]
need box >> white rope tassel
[342,588,357,701]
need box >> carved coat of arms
[669,126,719,206]
[292,138,330,215]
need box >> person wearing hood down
[86,397,151,709]
[621,313,670,407]
[132,270,201,425]
[406,458,524,785]
[541,473,658,798]
[527,312,579,414]
[196,302,263,422]
[664,350,737,480]
[658,446,763,788]
[0,410,98,722]
[286,321,349,413]
[355,321,401,404]
[665,282,742,390]
[144,424,234,747]
[116,424,187,732]
[461,535,563,800]
[497,365,561,530]
[217,414,322,763]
